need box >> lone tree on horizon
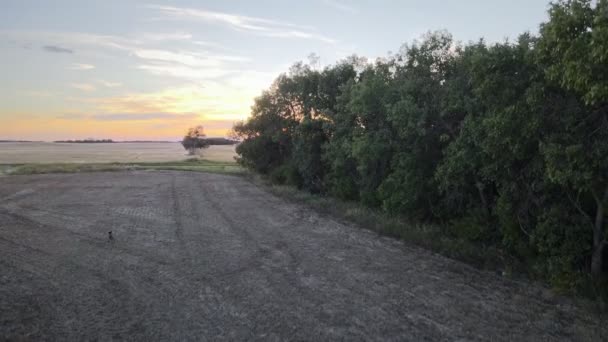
[181,125,210,155]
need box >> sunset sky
[1,0,550,141]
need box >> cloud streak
[71,83,96,92]
[147,5,336,43]
[3,30,249,81]
[140,32,192,41]
[134,49,222,67]
[98,80,122,87]
[132,48,251,80]
[68,63,95,70]
[57,112,199,121]
[0,30,137,52]
[92,112,199,121]
[323,0,358,14]
[137,64,234,79]
[43,45,73,54]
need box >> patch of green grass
[1,163,127,175]
[0,159,245,176]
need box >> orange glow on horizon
[1,115,235,141]
[1,84,264,141]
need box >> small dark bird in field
[108,231,114,241]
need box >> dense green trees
[537,0,608,277]
[232,0,608,292]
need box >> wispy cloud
[3,30,243,81]
[43,45,73,54]
[140,32,192,41]
[137,64,234,79]
[146,5,306,30]
[4,27,279,135]
[63,33,136,51]
[92,112,199,121]
[134,49,220,67]
[57,112,199,121]
[98,80,122,87]
[193,40,224,48]
[68,63,95,70]
[71,83,96,92]
[323,0,358,14]
[132,48,250,80]
[0,30,137,52]
[261,30,335,42]
[135,48,249,65]
[147,5,336,43]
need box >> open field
[1,171,605,340]
[0,142,237,163]
[0,160,244,176]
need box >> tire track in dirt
[198,175,304,283]
[0,209,228,339]
[0,237,147,340]
[170,174,185,244]
[0,171,605,341]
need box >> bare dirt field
[0,171,605,340]
[0,142,236,163]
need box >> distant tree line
[233,0,608,293]
[0,140,38,143]
[54,139,114,143]
[204,137,239,145]
[181,126,238,154]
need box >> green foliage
[292,118,327,192]
[538,0,608,105]
[182,125,210,155]
[269,162,302,187]
[448,209,497,242]
[532,204,592,289]
[232,0,608,295]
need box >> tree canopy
[232,0,608,293]
[182,125,210,155]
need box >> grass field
[0,142,242,176]
[0,142,236,163]
[0,160,244,176]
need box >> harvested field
[0,171,605,340]
[0,142,236,163]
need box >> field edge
[0,160,245,176]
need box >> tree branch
[516,213,531,238]
[591,185,608,246]
[566,190,593,227]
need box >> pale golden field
[0,142,237,164]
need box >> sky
[1,0,552,141]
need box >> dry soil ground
[0,171,605,341]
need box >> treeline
[205,138,239,145]
[55,139,114,143]
[233,0,608,291]
[0,140,38,143]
